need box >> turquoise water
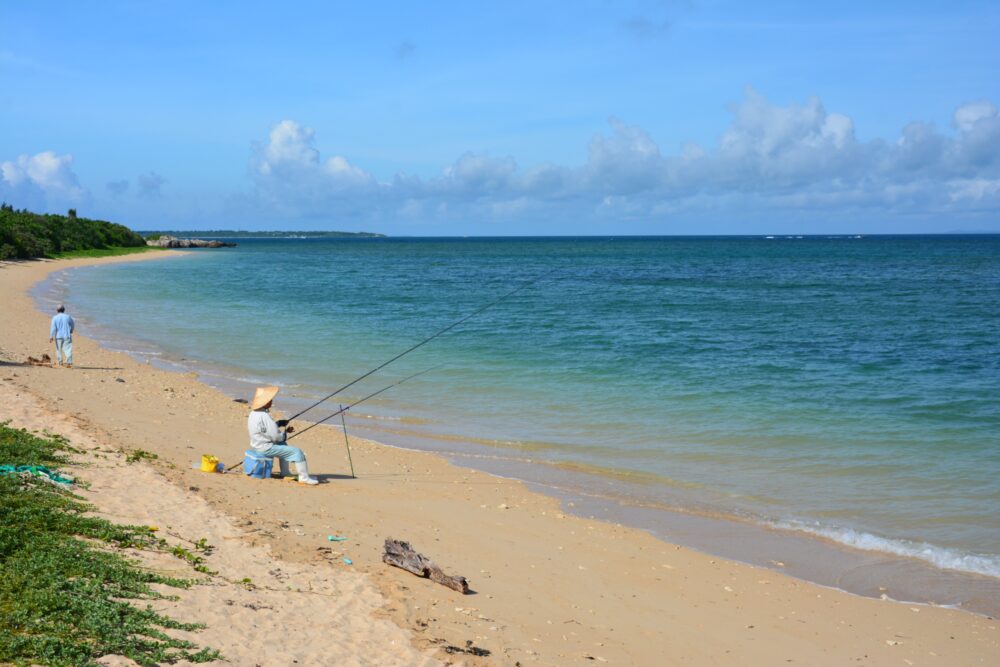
[47,236,1000,589]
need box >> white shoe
[298,476,319,486]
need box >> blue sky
[2,1,999,234]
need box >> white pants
[54,338,73,365]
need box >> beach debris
[233,397,248,404]
[327,535,348,541]
[438,640,490,657]
[26,353,53,366]
[115,377,126,383]
[0,464,74,486]
[383,538,469,593]
[343,557,353,565]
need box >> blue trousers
[258,444,305,463]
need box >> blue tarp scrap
[0,464,75,485]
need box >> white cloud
[437,153,519,197]
[950,100,1000,168]
[249,120,377,214]
[0,151,84,211]
[949,178,1000,202]
[244,90,1000,227]
[2,151,81,193]
[892,122,944,172]
[954,100,997,133]
[254,120,320,175]
[586,118,664,195]
[708,89,862,188]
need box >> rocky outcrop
[146,236,236,248]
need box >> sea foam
[770,519,1000,579]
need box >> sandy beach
[1,252,998,666]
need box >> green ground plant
[55,246,162,259]
[125,449,158,464]
[0,423,221,666]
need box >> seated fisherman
[247,386,319,485]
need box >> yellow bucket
[200,454,220,473]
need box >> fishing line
[288,364,442,440]
[286,256,577,423]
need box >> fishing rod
[285,261,570,424]
[288,364,442,440]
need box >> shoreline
[2,253,998,665]
[34,254,1000,615]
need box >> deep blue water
[51,235,1000,579]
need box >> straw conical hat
[250,386,280,410]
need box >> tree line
[0,204,147,260]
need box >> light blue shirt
[50,313,75,339]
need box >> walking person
[49,305,75,368]
[247,386,319,485]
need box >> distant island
[140,230,386,239]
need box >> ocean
[37,235,1000,613]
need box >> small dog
[27,353,54,366]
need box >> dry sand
[1,253,997,666]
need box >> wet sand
[1,253,997,666]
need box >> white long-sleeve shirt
[248,409,287,451]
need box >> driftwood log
[382,538,469,593]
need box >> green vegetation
[169,544,215,576]
[124,449,159,464]
[0,203,147,260]
[0,423,220,666]
[55,246,163,259]
[141,229,386,238]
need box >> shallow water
[39,235,1000,611]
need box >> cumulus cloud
[950,100,1000,168]
[137,171,166,199]
[715,89,859,184]
[251,120,373,189]
[249,120,378,214]
[586,118,665,195]
[437,153,519,197]
[0,151,84,210]
[949,178,1000,202]
[1,151,81,193]
[246,89,1000,226]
